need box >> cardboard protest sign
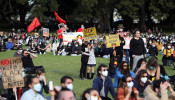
[0,31,3,36]
[43,28,49,37]
[83,27,98,41]
[123,37,132,49]
[0,57,24,89]
[106,34,120,48]
[63,32,84,45]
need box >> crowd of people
[1,25,175,100]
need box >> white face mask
[101,70,108,77]
[168,46,171,49]
[18,50,22,53]
[88,95,98,100]
[119,29,123,32]
[67,84,73,90]
[141,77,147,83]
[127,81,134,88]
[34,83,42,92]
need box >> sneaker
[40,52,42,54]
[44,52,46,54]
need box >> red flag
[54,11,66,24]
[27,17,41,32]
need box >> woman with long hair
[136,57,160,82]
[116,75,139,100]
[113,61,135,88]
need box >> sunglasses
[127,80,133,83]
[102,69,108,71]
[142,76,148,78]
[123,65,127,67]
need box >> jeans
[124,49,130,64]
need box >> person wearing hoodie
[144,78,175,100]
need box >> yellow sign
[83,27,97,41]
[106,34,120,48]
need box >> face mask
[75,45,78,47]
[39,43,41,45]
[119,29,123,32]
[47,41,49,44]
[81,25,84,29]
[88,95,98,100]
[149,66,154,70]
[152,45,155,47]
[68,44,71,46]
[66,84,73,90]
[170,41,172,43]
[102,71,108,77]
[34,83,42,92]
[127,81,134,88]
[39,76,44,81]
[149,42,152,44]
[22,72,25,78]
[168,46,171,49]
[19,50,22,53]
[141,77,147,83]
[157,40,159,42]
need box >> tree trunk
[19,9,27,29]
[139,1,147,32]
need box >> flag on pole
[54,11,66,24]
[27,17,41,32]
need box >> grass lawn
[0,48,175,99]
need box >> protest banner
[83,27,98,41]
[0,31,3,36]
[123,37,132,49]
[106,34,120,48]
[0,57,24,89]
[63,32,83,45]
[43,28,49,37]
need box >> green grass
[0,49,174,99]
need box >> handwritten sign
[106,34,120,48]
[43,28,49,37]
[0,57,24,89]
[83,27,98,41]
[123,37,132,49]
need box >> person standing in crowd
[113,61,135,88]
[87,43,96,79]
[115,30,125,64]
[13,46,23,57]
[133,70,151,98]
[61,76,74,90]
[6,39,13,50]
[136,57,160,82]
[80,88,101,100]
[116,75,139,100]
[144,78,175,100]
[77,24,85,32]
[21,76,45,100]
[130,30,146,71]
[92,64,115,99]
[57,24,67,47]
[80,41,89,80]
[38,27,44,43]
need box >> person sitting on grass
[71,42,81,56]
[6,39,13,50]
[80,88,102,100]
[38,41,47,54]
[92,64,115,100]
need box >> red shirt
[57,29,63,39]
[77,28,84,32]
